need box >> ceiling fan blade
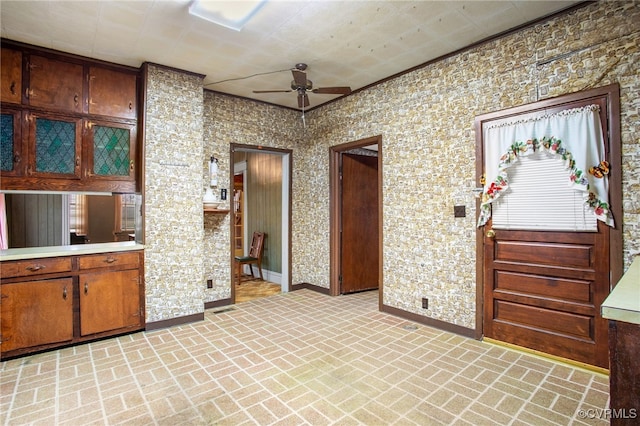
[292,69,307,87]
[312,87,352,95]
[297,92,310,108]
[253,90,292,93]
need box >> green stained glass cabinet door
[88,120,136,181]
[1,109,22,176]
[27,113,82,179]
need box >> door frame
[474,83,623,339]
[229,143,293,303]
[329,135,382,300]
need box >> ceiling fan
[253,63,352,109]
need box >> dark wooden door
[340,153,378,294]
[479,87,621,369]
[484,222,610,368]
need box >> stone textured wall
[293,1,640,329]
[144,2,638,330]
[144,65,205,322]
[201,92,299,303]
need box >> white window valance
[478,105,613,228]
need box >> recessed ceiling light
[188,0,267,31]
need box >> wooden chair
[235,232,265,284]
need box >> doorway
[475,84,623,368]
[230,144,292,304]
[330,136,382,296]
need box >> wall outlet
[207,279,213,289]
[454,205,466,218]
[421,297,429,309]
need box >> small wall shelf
[204,208,230,214]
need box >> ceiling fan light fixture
[188,0,267,31]
[291,79,312,91]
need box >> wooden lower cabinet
[0,250,144,359]
[80,269,141,336]
[1,278,73,352]
[608,320,640,425]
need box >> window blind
[492,152,597,231]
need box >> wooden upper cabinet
[1,47,22,104]
[89,66,137,119]
[27,55,83,113]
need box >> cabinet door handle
[26,264,44,272]
[128,101,133,110]
[63,287,67,300]
[10,81,16,95]
[105,257,117,264]
[84,282,89,295]
[74,94,79,104]
[13,154,20,164]
[75,157,80,167]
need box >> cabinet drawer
[1,257,72,279]
[78,251,140,270]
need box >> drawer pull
[25,264,45,272]
[63,287,67,300]
[104,257,117,264]
[84,282,89,295]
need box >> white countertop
[1,241,144,261]
[602,256,640,325]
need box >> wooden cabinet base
[608,320,640,425]
[0,250,144,360]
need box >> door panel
[79,269,140,336]
[341,153,378,294]
[484,224,609,368]
[1,278,73,352]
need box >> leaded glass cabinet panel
[27,113,82,179]
[88,120,136,181]
[0,109,22,176]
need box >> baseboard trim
[291,282,331,295]
[145,312,204,331]
[380,303,475,338]
[204,298,232,310]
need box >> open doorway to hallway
[330,136,382,297]
[231,144,292,303]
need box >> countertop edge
[1,242,145,261]
[602,256,640,325]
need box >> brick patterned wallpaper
[289,1,639,329]
[144,2,638,330]
[201,93,299,303]
[143,65,205,322]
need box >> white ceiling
[0,0,582,110]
